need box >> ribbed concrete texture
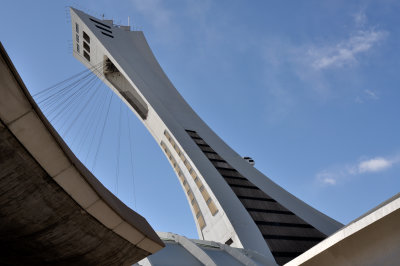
[0,122,149,265]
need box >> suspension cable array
[33,63,137,207]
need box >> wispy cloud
[358,157,393,173]
[355,89,379,103]
[309,29,388,70]
[308,9,388,70]
[354,9,367,28]
[364,89,379,100]
[259,9,389,122]
[317,155,400,185]
[316,171,338,185]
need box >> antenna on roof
[128,16,130,27]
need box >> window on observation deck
[83,31,90,44]
[225,238,233,246]
[83,51,90,61]
[83,41,90,53]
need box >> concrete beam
[0,42,164,265]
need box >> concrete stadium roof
[286,193,400,265]
[135,232,272,266]
[0,42,164,265]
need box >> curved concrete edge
[0,42,164,254]
[150,232,275,266]
[285,193,400,265]
[215,242,257,266]
[173,234,218,266]
[158,232,218,266]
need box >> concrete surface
[0,41,164,265]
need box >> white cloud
[316,171,338,185]
[354,10,367,28]
[355,89,379,103]
[364,89,379,100]
[316,155,399,186]
[259,11,388,121]
[309,29,388,70]
[323,178,336,185]
[358,157,392,173]
[316,167,352,186]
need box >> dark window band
[229,183,259,189]
[238,195,276,202]
[246,208,293,215]
[197,143,211,148]
[221,175,247,181]
[204,151,218,155]
[184,128,326,265]
[255,221,313,228]
[215,167,238,173]
[89,18,111,29]
[95,25,112,34]
[209,158,227,163]
[101,32,114,38]
[271,251,303,258]
[263,234,325,241]
[214,165,235,171]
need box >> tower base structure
[137,193,400,265]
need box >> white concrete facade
[285,193,400,266]
[70,8,342,262]
[135,232,273,266]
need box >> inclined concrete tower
[70,8,343,265]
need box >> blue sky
[1,0,400,239]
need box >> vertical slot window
[83,31,90,44]
[83,51,90,61]
[83,42,90,53]
[75,23,79,33]
[76,44,80,53]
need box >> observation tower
[70,8,342,265]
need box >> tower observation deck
[70,8,343,265]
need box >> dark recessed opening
[95,25,112,34]
[83,31,90,44]
[225,238,233,246]
[83,41,90,53]
[101,31,114,38]
[89,18,111,29]
[103,57,148,120]
[83,51,90,61]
